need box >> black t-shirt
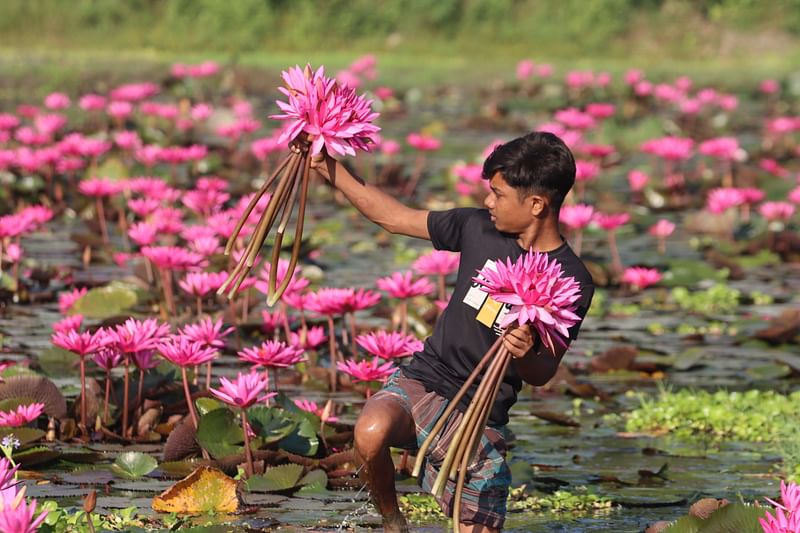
[401,208,595,427]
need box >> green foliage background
[1,0,799,58]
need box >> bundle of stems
[411,333,511,531]
[217,144,311,306]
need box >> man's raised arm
[308,149,430,240]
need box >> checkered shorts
[372,368,511,529]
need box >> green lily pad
[0,427,46,446]
[296,469,328,494]
[71,282,138,319]
[0,397,37,412]
[663,502,765,532]
[746,363,792,381]
[247,406,297,444]
[111,451,158,479]
[196,408,244,460]
[245,463,304,493]
[37,347,78,377]
[661,259,728,288]
[13,445,61,467]
[195,397,225,416]
[278,415,319,457]
[735,250,780,268]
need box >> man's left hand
[503,323,535,359]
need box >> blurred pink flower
[181,317,234,349]
[210,371,272,408]
[706,187,744,213]
[79,94,106,111]
[554,108,595,130]
[114,130,142,151]
[698,137,742,161]
[575,160,600,182]
[375,87,394,101]
[593,212,630,231]
[128,221,158,246]
[289,325,327,350]
[337,357,396,384]
[141,246,205,271]
[110,318,170,354]
[759,201,796,222]
[559,204,595,230]
[52,314,83,334]
[110,82,159,102]
[649,219,676,238]
[406,132,442,151]
[759,159,789,178]
[44,92,70,110]
[294,399,338,423]
[107,101,133,119]
[78,177,122,197]
[51,328,109,357]
[585,103,615,119]
[306,288,352,316]
[58,287,88,314]
[0,403,45,427]
[178,271,228,297]
[621,267,662,290]
[343,288,381,313]
[789,186,800,204]
[93,348,124,371]
[239,340,305,369]
[376,271,435,299]
[356,330,423,359]
[516,59,534,80]
[0,488,49,533]
[640,136,694,161]
[412,250,460,277]
[760,79,780,94]
[157,336,217,367]
[627,170,650,192]
[624,69,644,85]
[739,187,766,205]
[472,249,582,350]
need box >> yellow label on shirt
[476,296,503,327]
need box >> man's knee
[354,400,413,460]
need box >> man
[305,131,594,532]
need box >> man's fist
[503,323,535,359]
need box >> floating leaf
[152,466,239,514]
[0,427,45,446]
[746,363,791,381]
[196,408,244,459]
[12,445,61,467]
[71,282,138,319]
[661,259,728,288]
[111,451,158,479]
[296,469,328,494]
[0,397,36,412]
[245,464,304,493]
[159,459,204,479]
[278,415,319,457]
[37,347,78,377]
[195,397,225,416]
[247,406,297,444]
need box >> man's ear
[529,194,548,217]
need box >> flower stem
[122,356,130,437]
[327,315,338,392]
[181,367,199,430]
[79,357,87,433]
[412,334,504,477]
[241,409,254,477]
[103,369,111,424]
[95,197,109,246]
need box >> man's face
[483,172,535,234]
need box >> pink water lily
[337,357,396,394]
[0,484,48,533]
[621,267,662,291]
[238,340,305,369]
[377,271,435,299]
[0,403,45,427]
[271,64,380,157]
[355,330,423,360]
[210,370,272,409]
[472,249,582,351]
[559,204,594,256]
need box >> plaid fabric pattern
[372,368,511,528]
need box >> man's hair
[482,131,576,211]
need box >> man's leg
[354,396,416,533]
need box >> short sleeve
[427,208,478,252]
[567,282,594,341]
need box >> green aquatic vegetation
[39,502,145,532]
[675,322,738,336]
[608,301,640,317]
[670,284,740,315]
[748,291,774,306]
[398,487,614,523]
[624,387,800,443]
[587,289,606,317]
